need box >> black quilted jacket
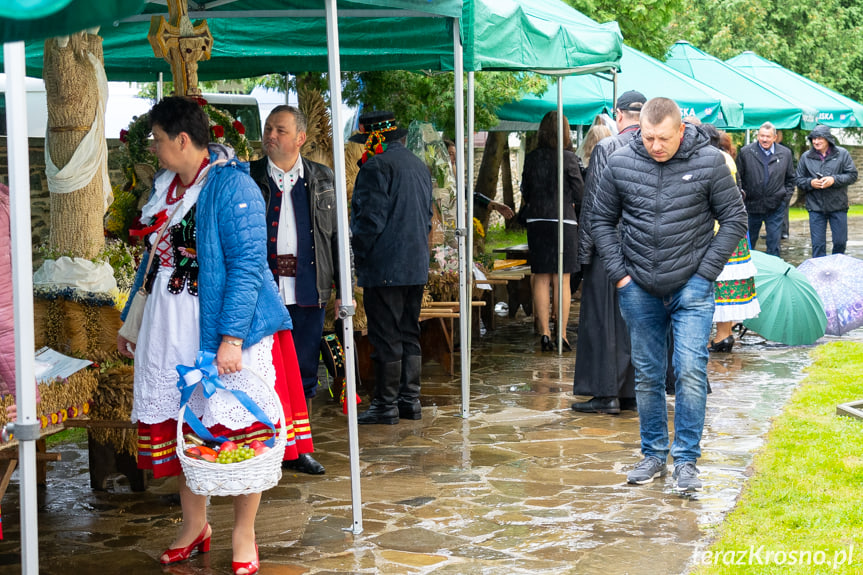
[590,123,747,298]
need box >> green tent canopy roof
[665,41,817,130]
[726,51,863,128]
[0,0,146,43]
[3,0,621,79]
[462,0,621,74]
[495,44,743,128]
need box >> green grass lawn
[789,205,863,221]
[693,341,863,574]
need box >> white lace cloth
[132,268,280,429]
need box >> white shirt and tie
[268,154,304,306]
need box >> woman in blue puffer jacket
[117,97,290,575]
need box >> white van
[0,75,262,141]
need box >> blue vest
[264,175,319,306]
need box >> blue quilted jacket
[122,146,291,352]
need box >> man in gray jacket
[251,105,344,475]
[591,98,747,492]
[736,121,795,257]
[795,125,858,257]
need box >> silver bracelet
[222,338,243,347]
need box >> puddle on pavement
[1,219,862,574]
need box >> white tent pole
[325,0,363,535]
[556,77,564,354]
[453,19,469,418]
[157,72,163,100]
[463,70,475,417]
[4,40,39,575]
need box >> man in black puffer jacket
[795,125,858,257]
[591,98,747,493]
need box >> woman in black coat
[520,112,584,351]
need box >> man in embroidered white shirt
[250,106,345,475]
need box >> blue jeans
[617,275,714,464]
[809,210,847,258]
[748,203,785,257]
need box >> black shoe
[540,335,555,352]
[560,338,572,352]
[619,397,638,411]
[708,335,734,353]
[781,233,789,240]
[571,397,620,415]
[282,453,325,475]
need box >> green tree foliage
[349,70,548,138]
[668,0,863,101]
[564,0,685,59]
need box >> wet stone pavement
[1,218,862,575]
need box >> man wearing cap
[736,121,795,257]
[591,98,747,492]
[795,125,858,257]
[571,90,644,416]
[350,111,433,425]
[250,105,343,475]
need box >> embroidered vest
[265,175,319,306]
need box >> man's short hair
[641,97,681,127]
[758,121,776,136]
[268,105,307,133]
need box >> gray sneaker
[626,456,667,484]
[673,462,702,492]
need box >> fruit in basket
[185,446,202,458]
[198,445,217,458]
[219,440,238,453]
[200,452,217,463]
[216,445,256,464]
[249,440,264,450]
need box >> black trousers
[364,285,424,363]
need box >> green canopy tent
[2,0,623,535]
[726,51,863,128]
[456,0,622,359]
[2,4,147,572]
[494,44,744,129]
[665,41,817,131]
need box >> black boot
[398,355,422,420]
[358,360,401,425]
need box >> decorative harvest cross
[148,0,212,96]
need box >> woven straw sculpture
[43,32,108,259]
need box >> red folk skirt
[137,331,312,478]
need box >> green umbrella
[743,250,827,345]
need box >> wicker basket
[176,371,286,497]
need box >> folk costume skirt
[713,233,760,323]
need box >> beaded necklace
[166,155,210,205]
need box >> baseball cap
[616,90,646,112]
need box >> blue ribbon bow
[176,351,277,448]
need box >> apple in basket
[220,440,238,453]
[249,440,270,457]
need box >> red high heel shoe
[160,523,211,565]
[232,543,259,575]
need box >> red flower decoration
[212,125,225,138]
[119,129,128,143]
[232,120,246,135]
[194,96,209,106]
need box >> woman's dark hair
[699,123,721,149]
[537,111,572,150]
[148,96,210,149]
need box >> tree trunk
[500,139,518,230]
[474,132,507,229]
